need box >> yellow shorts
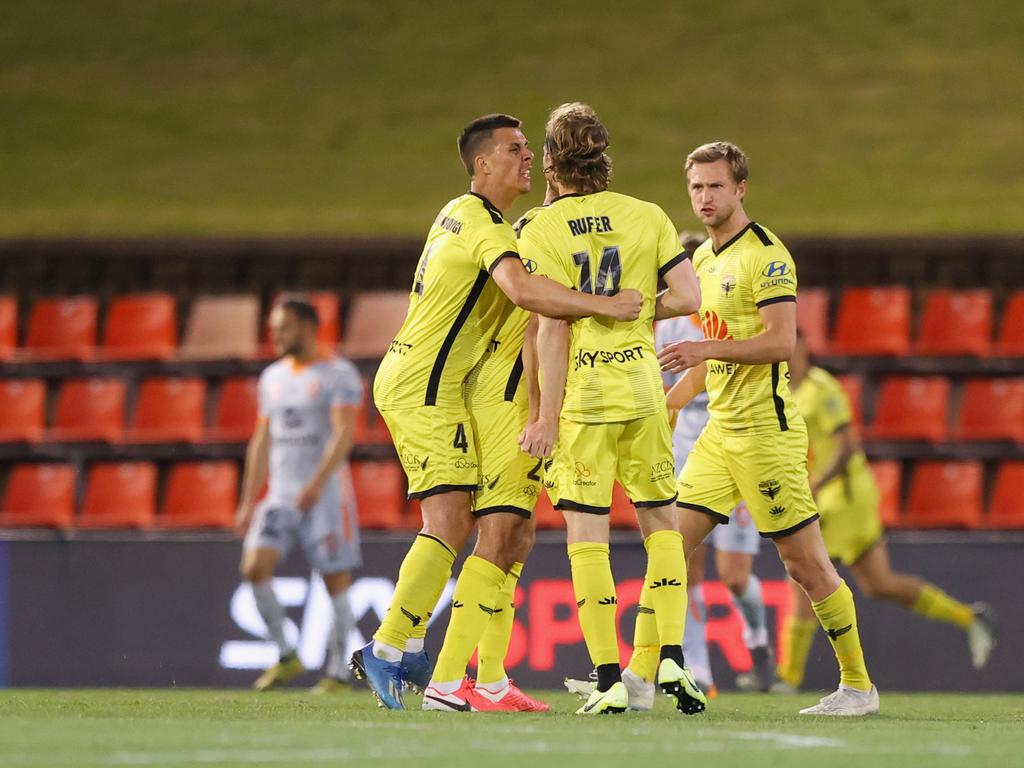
[380,405,478,499]
[549,413,677,514]
[471,400,542,518]
[818,463,883,566]
[676,418,819,538]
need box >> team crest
[721,275,737,297]
[759,479,782,500]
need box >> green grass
[2,689,1023,767]
[1,0,1022,235]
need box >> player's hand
[297,479,325,512]
[607,289,643,321]
[658,340,707,373]
[234,504,254,539]
[519,416,557,459]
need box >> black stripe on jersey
[425,270,490,406]
[658,251,692,280]
[756,295,797,309]
[750,222,774,246]
[503,351,524,402]
[711,222,752,255]
[760,513,820,540]
[771,362,789,431]
[469,191,505,224]
[488,251,518,274]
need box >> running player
[236,297,363,693]
[658,141,879,716]
[351,113,643,710]
[518,102,703,715]
[775,333,995,691]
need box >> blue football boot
[350,641,406,710]
[402,648,433,694]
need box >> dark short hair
[275,295,320,327]
[457,114,522,177]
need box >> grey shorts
[709,501,760,556]
[245,492,362,573]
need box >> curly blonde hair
[544,102,612,193]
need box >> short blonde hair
[544,102,612,193]
[685,141,749,183]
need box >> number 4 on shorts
[453,423,468,453]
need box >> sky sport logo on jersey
[572,345,646,370]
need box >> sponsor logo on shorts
[573,461,596,487]
[759,479,782,500]
[480,474,500,490]
[573,346,645,370]
[400,450,429,472]
[521,485,539,498]
[721,274,736,297]
[649,459,674,483]
[769,505,786,517]
[452,457,478,470]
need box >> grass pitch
[1,688,1022,768]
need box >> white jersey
[258,356,363,503]
[655,316,710,460]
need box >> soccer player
[351,113,643,711]
[775,333,996,690]
[658,141,879,716]
[235,297,363,693]
[518,102,703,715]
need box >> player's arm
[236,418,270,537]
[490,256,642,322]
[810,424,858,495]
[654,259,701,319]
[297,404,358,512]
[522,314,541,423]
[658,301,796,373]
[518,316,569,458]
[665,361,708,411]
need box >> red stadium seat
[914,290,992,357]
[954,378,1024,442]
[352,461,405,529]
[49,378,126,442]
[341,291,409,359]
[208,377,260,442]
[796,288,830,355]
[129,377,207,442]
[832,287,910,356]
[869,376,949,442]
[0,379,46,442]
[610,483,638,529]
[985,462,1024,529]
[995,291,1024,356]
[100,293,177,360]
[903,461,983,529]
[159,462,238,529]
[23,297,98,360]
[78,462,157,529]
[0,296,17,359]
[836,374,864,429]
[869,461,903,528]
[0,463,75,529]
[533,490,563,530]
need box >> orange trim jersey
[693,222,802,432]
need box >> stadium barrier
[0,531,1020,691]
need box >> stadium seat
[0,463,75,529]
[914,289,992,357]
[953,378,1024,442]
[869,460,902,528]
[100,293,177,360]
[836,373,864,429]
[831,287,910,356]
[995,291,1024,356]
[0,379,46,442]
[0,296,16,359]
[610,483,637,529]
[796,287,830,355]
[179,295,259,360]
[533,490,563,530]
[352,461,405,529]
[869,376,949,442]
[129,377,207,443]
[49,378,126,442]
[903,461,983,529]
[266,292,341,353]
[355,399,391,443]
[159,462,238,529]
[341,291,409,359]
[23,296,98,360]
[78,462,157,529]
[985,462,1024,529]
[207,377,260,442]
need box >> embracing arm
[523,314,541,423]
[811,424,858,494]
[655,259,702,320]
[518,316,569,458]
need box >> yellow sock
[568,542,620,667]
[374,533,454,651]
[811,580,872,691]
[778,616,818,689]
[432,555,507,683]
[643,530,688,648]
[913,584,975,630]
[626,581,660,682]
[476,562,522,685]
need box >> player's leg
[775,577,818,691]
[315,569,355,693]
[679,543,714,694]
[476,519,533,687]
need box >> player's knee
[240,560,270,584]
[721,571,748,596]
[783,557,830,596]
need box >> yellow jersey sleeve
[655,207,689,279]
[749,235,798,307]
[517,215,573,288]
[472,219,518,274]
[815,371,853,434]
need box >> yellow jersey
[517,191,688,423]
[374,192,517,410]
[692,222,802,432]
[794,366,869,482]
